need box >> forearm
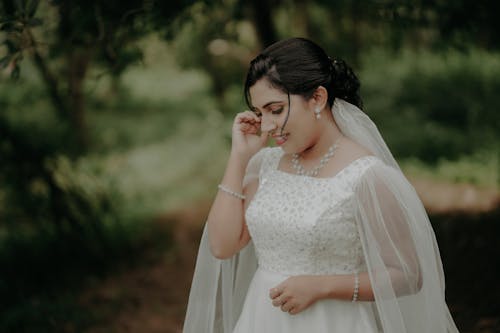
[207,152,250,259]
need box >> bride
[183,37,459,332]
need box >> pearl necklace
[291,137,341,177]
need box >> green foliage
[169,1,255,115]
[1,293,94,333]
[1,2,499,330]
[0,109,120,232]
[379,0,500,50]
[400,150,499,188]
[360,48,500,163]
[0,0,199,151]
[290,0,384,65]
[0,210,170,332]
[0,64,175,330]
[0,40,225,329]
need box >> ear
[310,86,328,110]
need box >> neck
[300,118,343,161]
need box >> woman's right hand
[231,111,268,161]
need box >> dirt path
[79,203,208,333]
[410,177,498,214]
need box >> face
[249,79,320,154]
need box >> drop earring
[314,107,321,119]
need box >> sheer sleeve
[183,149,267,333]
[243,147,268,188]
[354,161,459,333]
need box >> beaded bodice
[245,148,379,276]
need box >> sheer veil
[183,99,459,333]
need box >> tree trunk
[31,49,69,120]
[250,0,278,47]
[67,49,90,151]
[27,29,69,122]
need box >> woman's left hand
[269,275,328,315]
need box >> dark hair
[244,37,362,110]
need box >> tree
[0,0,197,238]
[0,0,196,152]
[377,0,500,51]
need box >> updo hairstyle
[244,37,363,110]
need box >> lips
[273,133,289,146]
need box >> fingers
[269,288,300,315]
[270,287,286,306]
[272,295,287,307]
[269,287,281,299]
[240,122,259,134]
[281,302,296,313]
[235,110,261,124]
[273,296,297,314]
[270,288,290,308]
[235,111,261,136]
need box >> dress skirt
[232,268,381,333]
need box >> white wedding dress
[233,147,381,333]
[183,99,459,333]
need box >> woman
[183,37,459,333]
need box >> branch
[25,28,69,120]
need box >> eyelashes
[252,107,284,117]
[271,107,284,115]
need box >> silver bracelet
[352,272,359,302]
[218,184,246,200]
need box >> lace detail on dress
[245,148,379,275]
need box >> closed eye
[271,107,284,115]
[252,105,284,116]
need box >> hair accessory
[218,184,246,200]
[328,55,338,63]
[352,272,359,302]
[314,107,321,119]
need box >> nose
[260,113,277,133]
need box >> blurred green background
[1,0,499,332]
